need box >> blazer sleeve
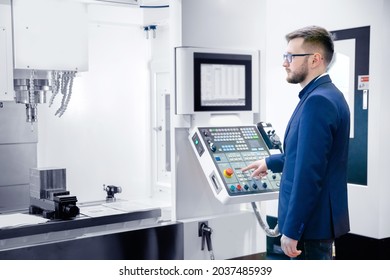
[265,153,285,173]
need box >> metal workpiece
[29,167,67,199]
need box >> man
[242,26,350,260]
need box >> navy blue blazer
[266,74,350,240]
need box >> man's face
[283,38,310,84]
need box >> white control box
[12,0,88,71]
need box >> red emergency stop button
[223,168,234,178]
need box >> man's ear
[311,53,324,68]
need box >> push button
[223,168,234,178]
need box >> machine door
[150,61,171,192]
[330,26,370,185]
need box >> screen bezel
[193,52,252,112]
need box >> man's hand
[280,234,302,258]
[241,158,268,178]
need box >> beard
[286,62,309,84]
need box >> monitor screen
[194,52,252,112]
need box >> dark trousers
[292,239,334,260]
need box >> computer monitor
[193,52,252,112]
[175,47,258,115]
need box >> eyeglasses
[283,53,314,64]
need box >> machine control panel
[189,126,280,204]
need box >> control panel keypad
[198,126,281,196]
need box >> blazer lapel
[282,75,332,149]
